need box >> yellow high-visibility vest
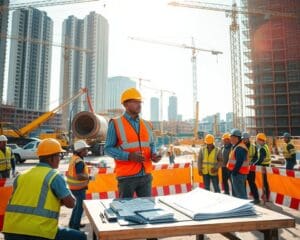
[0,147,12,171]
[3,166,60,239]
[258,144,271,166]
[201,147,218,176]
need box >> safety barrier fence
[0,162,299,230]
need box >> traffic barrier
[86,163,191,199]
[1,162,299,231]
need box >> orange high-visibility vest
[66,155,89,190]
[227,142,249,175]
[113,116,153,177]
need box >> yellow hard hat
[205,134,215,144]
[37,138,66,157]
[256,133,267,142]
[222,133,230,140]
[121,88,142,104]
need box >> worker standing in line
[282,132,296,170]
[2,138,87,240]
[67,140,91,230]
[167,144,175,165]
[198,134,222,193]
[255,133,271,202]
[104,88,162,198]
[220,133,233,195]
[242,132,259,204]
[227,129,249,199]
[0,135,15,178]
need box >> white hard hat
[74,140,90,151]
[0,135,8,142]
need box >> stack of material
[159,188,256,220]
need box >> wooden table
[83,199,295,240]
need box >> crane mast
[169,0,297,131]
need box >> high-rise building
[7,8,53,111]
[0,0,9,104]
[168,95,178,121]
[242,0,300,135]
[107,76,136,111]
[60,12,108,127]
[150,97,159,121]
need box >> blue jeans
[4,227,86,240]
[69,189,86,230]
[118,174,152,198]
[231,173,247,199]
[203,174,220,193]
[286,159,296,170]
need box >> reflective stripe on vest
[283,142,296,159]
[0,147,12,171]
[258,144,271,166]
[66,155,89,190]
[201,147,218,176]
[3,166,60,239]
[113,116,152,177]
[227,142,249,174]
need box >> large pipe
[72,111,108,140]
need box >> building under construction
[242,0,300,136]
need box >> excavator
[0,88,90,148]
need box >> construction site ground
[1,154,300,240]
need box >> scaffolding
[241,0,300,136]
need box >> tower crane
[0,0,100,12]
[129,36,222,120]
[169,0,298,130]
[128,76,152,91]
[142,84,175,134]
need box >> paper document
[159,188,256,220]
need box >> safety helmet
[256,133,267,142]
[74,140,90,151]
[241,132,250,139]
[0,135,8,142]
[37,138,65,157]
[283,132,291,139]
[204,134,215,144]
[222,133,230,140]
[230,129,242,137]
[121,88,142,104]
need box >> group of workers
[197,129,297,203]
[0,87,297,239]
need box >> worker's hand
[151,153,162,163]
[129,151,145,163]
[211,167,218,174]
[198,169,203,176]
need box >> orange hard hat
[256,133,267,142]
[37,138,65,157]
[222,133,230,140]
[204,134,215,144]
[121,88,142,104]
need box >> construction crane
[128,76,152,91]
[142,84,175,134]
[0,0,100,12]
[129,36,222,120]
[1,88,89,139]
[169,0,298,130]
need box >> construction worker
[167,144,175,165]
[104,87,162,198]
[198,134,222,193]
[282,132,296,170]
[67,140,90,230]
[0,135,15,178]
[220,132,233,195]
[242,132,259,204]
[2,138,87,240]
[227,129,249,199]
[256,133,271,202]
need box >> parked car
[8,141,40,163]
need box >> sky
[5,0,233,121]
